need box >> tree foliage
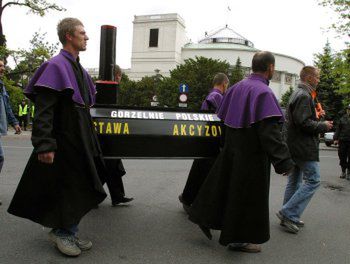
[280,86,294,107]
[0,0,65,46]
[314,42,345,121]
[118,74,157,107]
[319,0,350,36]
[229,57,245,85]
[10,31,58,88]
[158,56,230,109]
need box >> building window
[149,28,159,47]
[272,71,281,82]
[285,73,293,84]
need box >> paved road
[0,135,349,264]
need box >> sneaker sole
[276,212,299,234]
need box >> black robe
[8,62,107,229]
[189,118,294,245]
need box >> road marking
[320,156,337,159]
[2,146,33,149]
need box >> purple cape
[201,88,223,111]
[25,49,96,106]
[217,74,283,128]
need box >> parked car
[324,132,335,147]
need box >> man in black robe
[189,51,295,253]
[104,64,133,206]
[8,18,107,257]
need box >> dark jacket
[334,114,350,142]
[286,83,328,161]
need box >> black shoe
[112,197,134,206]
[340,171,346,179]
[0,200,2,206]
[178,194,191,214]
[198,224,212,240]
[280,219,304,228]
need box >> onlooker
[277,66,333,234]
[0,59,21,205]
[334,104,350,180]
[189,51,294,253]
[104,64,134,206]
[18,99,28,131]
[8,18,107,257]
[179,73,229,212]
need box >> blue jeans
[281,160,320,223]
[0,137,4,174]
[53,225,79,237]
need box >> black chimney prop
[95,25,118,105]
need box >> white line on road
[2,146,33,149]
[320,156,337,159]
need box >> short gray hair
[57,18,84,45]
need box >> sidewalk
[4,127,31,138]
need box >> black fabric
[8,87,107,229]
[66,57,91,106]
[181,158,215,205]
[189,118,294,245]
[104,159,127,202]
[338,141,350,171]
[286,84,328,161]
[334,114,350,142]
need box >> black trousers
[104,159,126,202]
[181,158,215,205]
[18,116,27,129]
[338,141,350,172]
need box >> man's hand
[38,152,55,164]
[14,124,21,134]
[324,120,333,131]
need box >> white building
[128,13,305,100]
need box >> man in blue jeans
[0,59,21,206]
[277,66,333,234]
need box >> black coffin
[91,106,223,159]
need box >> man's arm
[4,95,19,127]
[256,118,295,174]
[291,94,330,134]
[32,88,59,159]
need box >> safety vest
[18,104,28,117]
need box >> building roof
[183,42,258,51]
[198,25,254,48]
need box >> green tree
[280,86,294,107]
[158,56,230,109]
[334,47,350,106]
[319,0,350,36]
[230,57,245,85]
[0,0,65,46]
[314,42,344,121]
[2,76,25,110]
[10,31,58,88]
[118,75,156,107]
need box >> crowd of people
[0,17,348,257]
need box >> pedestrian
[178,73,229,213]
[104,64,134,206]
[0,59,21,205]
[188,51,294,253]
[334,104,350,180]
[8,18,108,257]
[18,99,28,131]
[276,66,333,234]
